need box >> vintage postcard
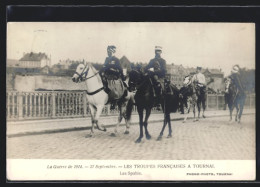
[6,22,255,181]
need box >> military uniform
[192,67,207,117]
[101,56,124,80]
[100,45,126,110]
[144,46,167,108]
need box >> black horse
[225,68,255,123]
[128,68,179,143]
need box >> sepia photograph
[6,22,255,181]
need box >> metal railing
[6,91,255,121]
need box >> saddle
[102,71,127,102]
[107,79,126,99]
[195,84,206,96]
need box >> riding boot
[102,78,110,94]
[154,85,162,110]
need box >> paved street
[7,114,255,160]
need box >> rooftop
[20,52,49,61]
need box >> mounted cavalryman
[99,45,126,110]
[229,64,245,96]
[192,66,207,118]
[144,46,167,109]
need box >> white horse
[179,75,198,123]
[72,63,134,137]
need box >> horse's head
[183,75,192,87]
[72,63,89,83]
[128,69,144,91]
[224,77,232,92]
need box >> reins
[77,63,104,95]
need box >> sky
[7,22,255,76]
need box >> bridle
[75,64,104,95]
[128,69,145,90]
[75,64,100,81]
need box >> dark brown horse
[128,68,179,143]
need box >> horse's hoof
[103,127,107,132]
[135,139,142,143]
[202,115,206,118]
[124,131,129,135]
[85,134,93,138]
[110,133,116,137]
[146,135,152,140]
[167,134,172,138]
[157,136,162,141]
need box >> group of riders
[99,45,245,112]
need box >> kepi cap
[107,45,116,53]
[231,65,239,73]
[155,46,162,51]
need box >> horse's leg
[166,113,172,138]
[193,103,198,122]
[157,116,167,141]
[135,106,144,143]
[111,105,123,137]
[120,100,130,135]
[85,104,96,138]
[124,98,134,135]
[229,103,234,123]
[197,99,201,119]
[144,107,152,140]
[124,118,131,135]
[202,95,206,118]
[234,101,240,123]
[183,101,190,123]
[238,97,246,123]
[93,105,107,132]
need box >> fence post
[18,92,23,120]
[83,91,87,117]
[52,92,56,118]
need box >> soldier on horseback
[223,64,245,110]
[99,45,126,110]
[144,46,167,109]
[192,66,207,118]
[229,65,245,96]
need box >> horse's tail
[125,96,134,121]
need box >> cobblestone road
[7,114,255,160]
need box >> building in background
[120,56,132,74]
[19,52,51,68]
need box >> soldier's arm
[100,58,108,73]
[191,74,196,83]
[144,60,154,71]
